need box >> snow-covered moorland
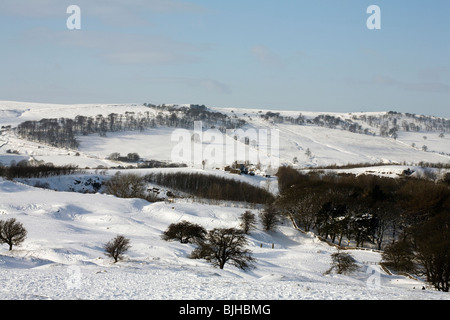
[0,101,449,302]
[0,178,448,301]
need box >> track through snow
[0,179,448,300]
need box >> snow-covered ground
[1,101,449,170]
[0,101,153,128]
[0,101,449,301]
[0,178,448,300]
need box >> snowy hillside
[1,101,449,171]
[0,101,449,301]
[1,178,448,300]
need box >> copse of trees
[261,109,450,136]
[16,104,246,150]
[145,172,274,204]
[17,118,79,149]
[143,103,246,132]
[276,166,450,291]
[104,172,147,199]
[409,211,450,292]
[276,167,449,248]
[382,210,450,292]
[102,171,275,204]
[162,222,255,271]
[381,240,416,273]
[102,170,276,204]
[0,160,81,180]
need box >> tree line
[16,104,246,150]
[261,110,450,138]
[275,166,450,291]
[0,160,81,179]
[145,171,274,204]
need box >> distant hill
[1,101,449,169]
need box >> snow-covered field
[1,178,448,300]
[1,101,449,170]
[0,101,449,301]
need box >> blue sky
[1,0,449,117]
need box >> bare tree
[381,240,415,273]
[239,210,257,234]
[305,148,312,158]
[412,212,450,292]
[190,228,255,270]
[0,218,27,250]
[104,235,131,263]
[259,204,279,231]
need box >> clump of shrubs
[162,221,255,271]
[104,235,131,263]
[162,221,207,244]
[325,251,359,275]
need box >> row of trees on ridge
[16,104,246,149]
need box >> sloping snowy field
[1,101,449,301]
[0,178,448,300]
[1,101,449,170]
